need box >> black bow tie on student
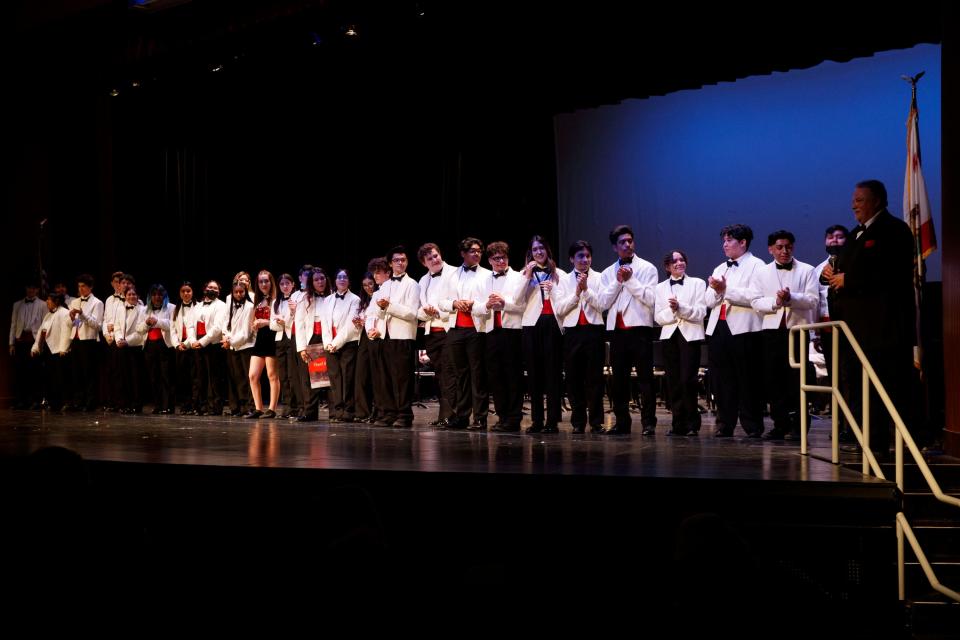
[390,276,404,282]
[463,265,477,273]
[24,298,36,303]
[618,258,632,267]
[203,301,212,305]
[493,271,506,278]
[335,293,346,299]
[670,278,684,286]
[114,295,123,300]
[776,261,794,270]
[126,305,135,310]
[80,297,89,302]
[430,271,443,278]
[726,260,739,268]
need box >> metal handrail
[788,320,959,602]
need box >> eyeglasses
[465,248,482,255]
[391,257,407,263]
[489,255,507,262]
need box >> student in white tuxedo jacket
[751,231,819,440]
[369,247,421,428]
[9,282,46,409]
[171,282,200,414]
[69,274,104,412]
[189,280,228,416]
[101,271,127,411]
[115,288,146,414]
[471,241,525,431]
[515,236,566,433]
[654,250,707,436]
[323,269,361,423]
[416,243,459,426]
[295,268,331,422]
[553,240,606,434]
[597,225,659,435]
[270,273,303,419]
[32,293,73,411]
[222,282,256,417]
[704,224,765,437]
[138,284,175,414]
[438,238,491,430]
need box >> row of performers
[10,223,820,437]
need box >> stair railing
[789,320,959,602]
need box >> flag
[902,75,936,374]
[903,85,937,261]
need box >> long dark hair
[254,269,277,307]
[358,272,378,312]
[305,267,330,307]
[147,284,169,312]
[525,235,558,281]
[173,281,193,321]
[227,282,249,331]
[274,273,295,314]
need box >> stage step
[905,595,960,639]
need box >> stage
[0,403,911,628]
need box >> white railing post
[800,331,808,454]
[862,368,871,476]
[831,330,839,464]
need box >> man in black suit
[822,179,915,461]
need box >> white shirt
[813,257,831,321]
[117,303,147,347]
[553,268,605,329]
[137,302,174,348]
[32,307,73,355]
[102,294,126,339]
[598,255,657,330]
[9,297,46,345]
[439,264,491,331]
[471,268,525,332]
[323,291,361,349]
[704,251,764,336]
[514,265,568,328]
[654,277,707,342]
[171,302,196,348]
[295,294,326,352]
[222,301,255,351]
[269,296,295,341]
[417,262,458,332]
[751,259,820,330]
[69,295,104,341]
[374,274,421,340]
[190,298,227,347]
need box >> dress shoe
[591,425,606,433]
[329,417,342,423]
[714,428,733,437]
[641,427,656,436]
[746,430,764,439]
[571,426,586,434]
[373,419,394,427]
[762,428,787,441]
[296,415,317,422]
[666,429,689,437]
[244,410,263,419]
[526,423,544,434]
[340,416,355,423]
[492,423,520,433]
[158,409,172,415]
[277,412,292,419]
[393,420,412,428]
[783,429,801,441]
[261,409,277,419]
[602,426,629,435]
[151,407,162,415]
[541,424,560,434]
[428,419,443,427]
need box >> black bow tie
[670,278,684,286]
[618,258,632,267]
[24,298,36,303]
[390,276,404,282]
[114,295,123,300]
[430,271,443,278]
[776,261,793,271]
[80,297,90,302]
[234,302,244,309]
[126,305,135,310]
[463,265,477,273]
[493,271,507,278]
[726,260,739,268]
[203,301,212,305]
[335,293,346,299]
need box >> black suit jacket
[831,209,915,351]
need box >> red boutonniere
[864,240,876,248]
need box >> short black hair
[767,230,795,246]
[568,240,593,259]
[386,245,407,263]
[609,225,634,245]
[459,237,483,254]
[720,224,753,248]
[76,273,94,287]
[825,224,849,237]
[662,249,689,270]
